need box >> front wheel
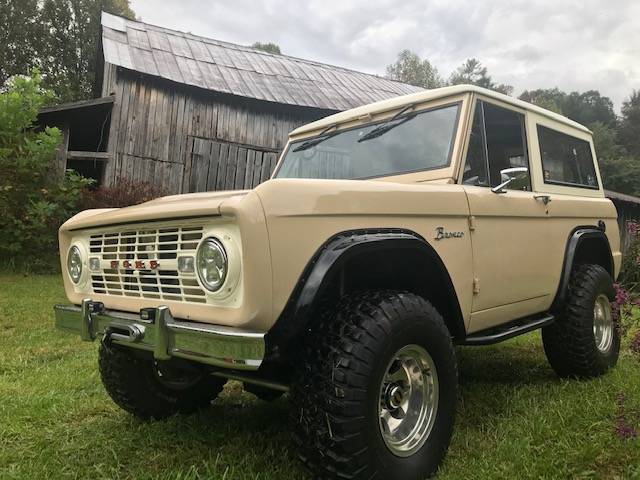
[99,343,226,419]
[291,291,458,479]
[543,264,619,378]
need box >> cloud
[130,0,639,108]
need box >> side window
[463,100,530,191]
[462,102,489,186]
[538,125,598,189]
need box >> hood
[61,190,249,231]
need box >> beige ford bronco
[55,85,621,479]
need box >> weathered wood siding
[104,67,330,194]
[611,199,640,254]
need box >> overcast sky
[129,0,639,110]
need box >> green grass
[0,274,638,479]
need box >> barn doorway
[37,97,114,186]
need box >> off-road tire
[290,291,458,480]
[543,264,619,378]
[98,342,226,419]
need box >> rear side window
[537,125,598,189]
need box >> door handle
[534,195,551,205]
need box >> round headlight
[67,246,83,284]
[196,238,228,292]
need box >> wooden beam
[55,124,70,179]
[39,96,115,115]
[67,151,110,160]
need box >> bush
[80,179,166,209]
[0,72,92,272]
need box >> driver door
[462,99,550,333]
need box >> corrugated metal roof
[101,12,423,111]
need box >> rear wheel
[98,343,226,419]
[543,264,619,378]
[291,291,458,479]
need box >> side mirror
[491,167,529,194]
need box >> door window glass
[462,102,489,186]
[537,125,598,189]
[463,101,530,191]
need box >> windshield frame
[273,100,463,181]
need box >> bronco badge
[434,227,464,240]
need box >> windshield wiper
[292,124,339,152]
[357,103,418,143]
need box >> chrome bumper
[54,299,265,371]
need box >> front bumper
[54,299,265,371]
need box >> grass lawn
[0,274,639,479]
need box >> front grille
[88,224,207,303]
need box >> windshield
[275,103,460,180]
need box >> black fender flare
[264,228,465,359]
[550,226,614,311]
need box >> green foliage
[519,88,565,114]
[0,0,41,86]
[519,88,617,128]
[619,90,640,157]
[251,42,282,55]
[599,156,640,196]
[449,58,513,95]
[0,72,93,272]
[590,121,620,160]
[385,50,444,89]
[563,90,617,128]
[0,0,135,102]
[385,53,511,94]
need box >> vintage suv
[55,85,621,479]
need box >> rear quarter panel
[526,111,622,280]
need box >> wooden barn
[605,190,640,253]
[38,11,421,194]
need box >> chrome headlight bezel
[196,237,228,292]
[67,245,83,284]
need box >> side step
[460,313,555,346]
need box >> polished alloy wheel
[378,344,439,457]
[593,294,614,353]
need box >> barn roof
[101,12,423,111]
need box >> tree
[619,90,640,157]
[519,88,564,114]
[385,50,444,89]
[39,0,135,102]
[0,0,41,88]
[590,121,620,161]
[562,90,616,128]
[251,42,282,55]
[599,156,640,197]
[0,0,135,102]
[449,58,513,95]
[519,89,616,128]
[0,72,92,271]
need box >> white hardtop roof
[289,84,591,137]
